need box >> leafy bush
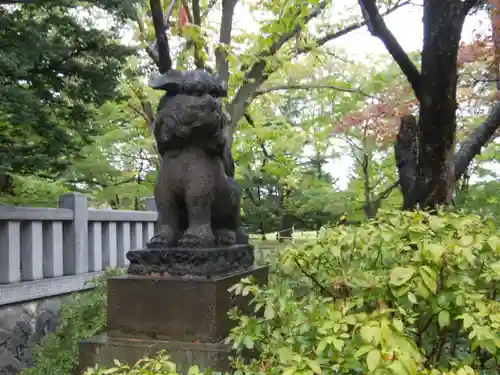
[21,269,124,375]
[24,210,500,375]
[228,209,500,375]
[84,351,212,375]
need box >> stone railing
[0,193,157,306]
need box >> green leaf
[355,345,374,358]
[360,326,381,345]
[426,243,445,263]
[102,368,120,374]
[278,347,294,364]
[243,336,254,349]
[419,266,437,294]
[316,339,328,354]
[459,235,474,246]
[264,304,276,319]
[366,349,381,372]
[393,318,404,333]
[459,314,475,329]
[407,292,418,304]
[389,267,415,287]
[332,338,344,351]
[306,359,322,374]
[416,279,431,299]
[388,360,410,375]
[438,310,450,329]
[488,235,500,251]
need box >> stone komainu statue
[146,69,248,249]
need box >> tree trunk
[415,0,466,209]
[359,0,500,211]
[277,189,293,242]
[395,115,418,209]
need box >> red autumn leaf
[179,4,189,31]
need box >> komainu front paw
[127,263,149,275]
[147,225,178,248]
[214,229,236,246]
[178,225,215,248]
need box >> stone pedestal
[78,265,268,375]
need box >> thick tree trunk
[415,0,466,209]
[386,1,500,211]
[395,115,418,209]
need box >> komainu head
[154,93,227,155]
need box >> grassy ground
[249,230,317,242]
[250,230,318,265]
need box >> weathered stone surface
[0,298,61,374]
[78,334,233,375]
[107,266,268,343]
[148,69,227,97]
[126,244,254,277]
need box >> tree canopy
[0,0,499,231]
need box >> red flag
[178,5,189,31]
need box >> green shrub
[83,351,214,375]
[21,268,124,375]
[227,209,500,375]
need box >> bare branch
[454,102,500,180]
[215,0,238,85]
[201,0,217,19]
[358,0,421,99]
[132,8,160,65]
[149,0,172,73]
[298,0,411,54]
[191,0,205,69]
[253,83,380,100]
[244,112,279,161]
[462,0,483,16]
[374,180,400,202]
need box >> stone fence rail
[0,193,157,306]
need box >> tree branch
[244,112,278,161]
[227,1,328,140]
[201,0,217,19]
[393,103,500,207]
[375,180,400,203]
[191,0,205,69]
[149,0,172,73]
[132,9,160,66]
[0,0,34,3]
[253,83,380,100]
[454,102,500,180]
[358,0,421,99]
[225,0,410,148]
[298,0,411,54]
[461,0,483,17]
[215,0,238,85]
